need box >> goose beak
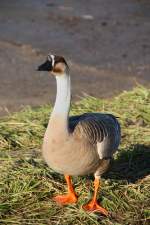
[37,60,53,72]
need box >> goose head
[38,54,69,76]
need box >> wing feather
[69,113,121,149]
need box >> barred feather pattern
[69,113,121,159]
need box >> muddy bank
[0,0,150,116]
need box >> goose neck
[52,73,71,116]
[49,73,71,135]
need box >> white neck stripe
[50,55,55,67]
[51,73,71,116]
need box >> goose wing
[69,114,87,133]
[69,113,121,158]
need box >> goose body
[38,54,121,215]
[43,112,120,176]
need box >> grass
[0,86,150,225]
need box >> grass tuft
[0,86,150,224]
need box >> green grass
[0,86,150,225]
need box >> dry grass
[0,86,150,225]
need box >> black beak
[37,60,53,71]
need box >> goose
[37,54,121,216]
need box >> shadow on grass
[105,144,150,183]
[19,144,150,185]
[41,144,150,186]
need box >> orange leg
[53,175,78,205]
[82,178,108,216]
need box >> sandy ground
[0,0,150,116]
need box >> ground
[0,1,150,223]
[0,87,150,224]
[0,0,150,116]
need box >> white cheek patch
[50,55,55,67]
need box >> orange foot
[53,193,77,205]
[82,200,108,216]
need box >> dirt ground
[0,0,150,116]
